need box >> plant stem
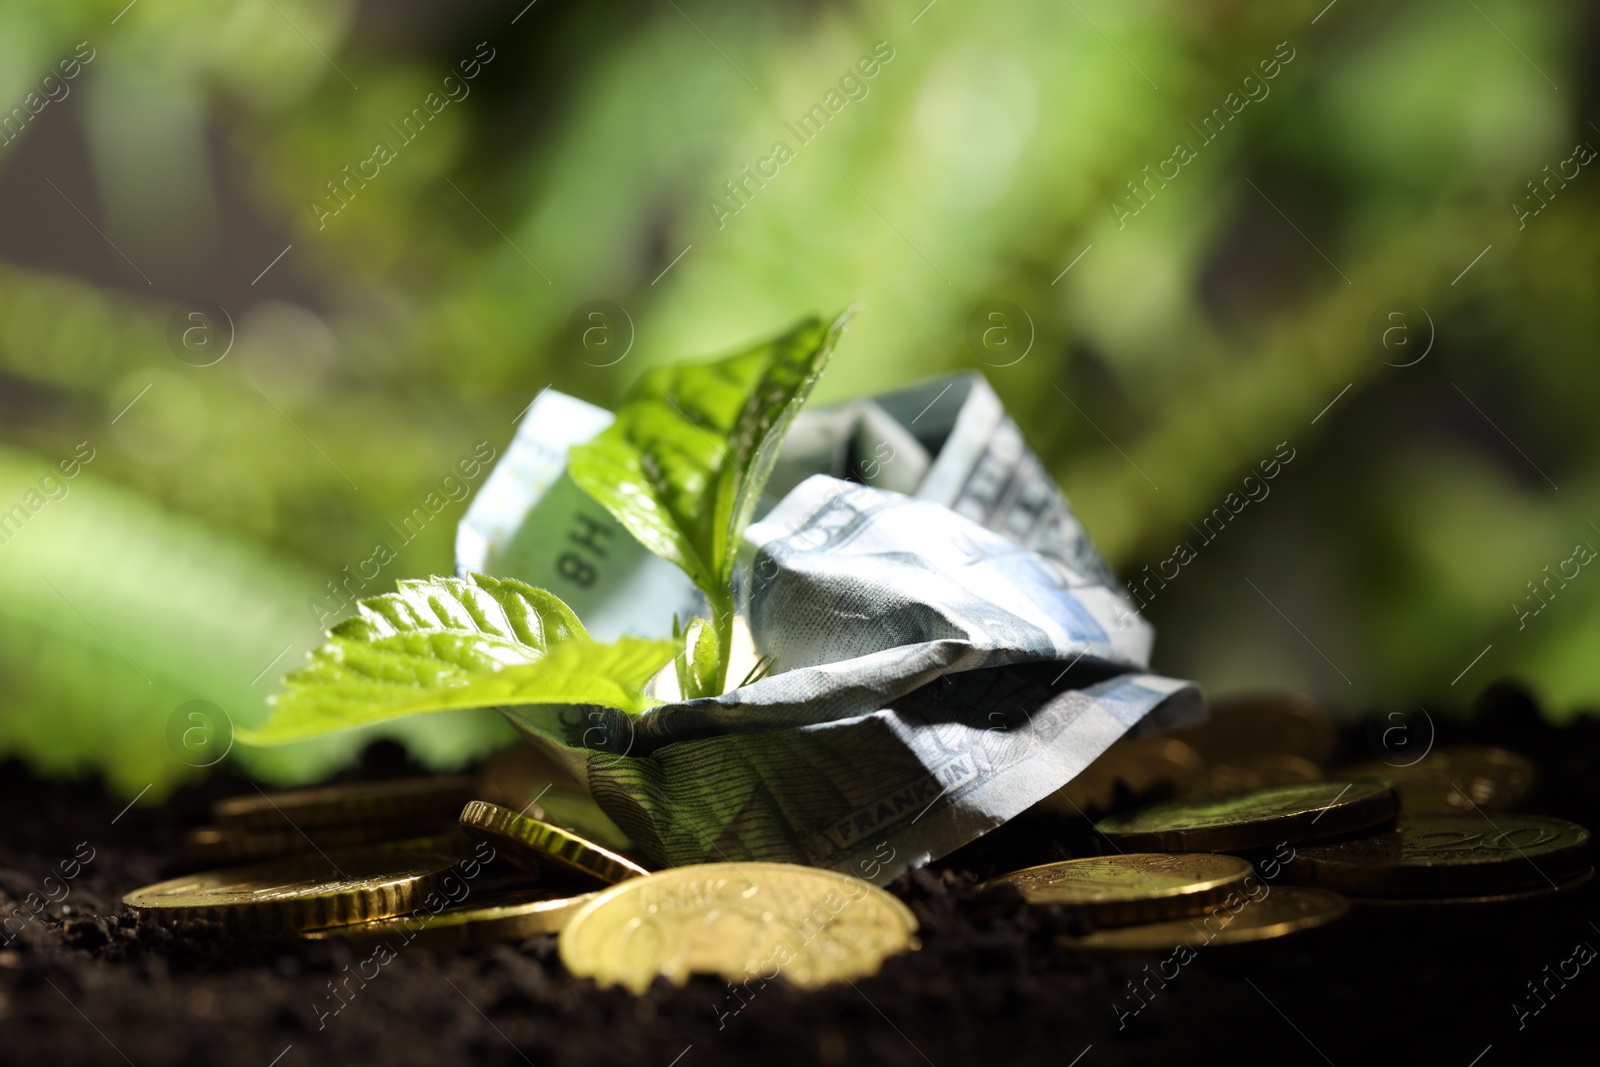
[711,590,735,695]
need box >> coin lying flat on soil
[212,777,476,832]
[1333,746,1536,814]
[1061,886,1350,950]
[559,862,919,993]
[304,888,601,948]
[459,800,650,885]
[984,853,1254,926]
[1096,780,1400,853]
[123,848,464,933]
[1284,813,1591,897]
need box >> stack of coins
[130,778,660,948]
[986,695,1591,951]
[1037,693,1338,818]
[125,776,923,988]
[1285,814,1591,905]
[119,692,1592,985]
[181,777,479,866]
[1016,779,1397,949]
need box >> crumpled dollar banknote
[458,374,1201,883]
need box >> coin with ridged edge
[212,777,476,832]
[984,853,1254,926]
[1096,780,1399,853]
[1061,886,1350,949]
[559,862,919,993]
[303,888,601,948]
[458,800,650,885]
[1285,813,1590,897]
[122,848,463,934]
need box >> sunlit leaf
[245,574,678,743]
[566,311,851,601]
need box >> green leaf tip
[565,309,852,692]
[567,309,852,598]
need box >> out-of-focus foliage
[0,0,1594,798]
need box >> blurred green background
[1,0,1595,799]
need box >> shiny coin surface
[1061,886,1349,950]
[303,888,600,948]
[524,787,636,854]
[1334,746,1536,814]
[1347,866,1594,907]
[473,749,636,850]
[1096,780,1399,853]
[560,862,919,993]
[459,800,650,885]
[985,853,1254,926]
[123,849,461,933]
[1286,813,1590,897]
[1172,692,1338,766]
[212,777,475,832]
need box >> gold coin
[984,853,1254,926]
[473,747,635,850]
[1061,886,1349,950]
[1347,867,1594,906]
[559,862,919,993]
[212,777,475,832]
[123,848,463,933]
[1038,737,1205,816]
[459,800,650,885]
[524,787,636,854]
[303,888,600,948]
[1187,753,1323,799]
[1286,813,1590,897]
[1096,780,1399,853]
[1333,746,1535,814]
[1172,692,1338,766]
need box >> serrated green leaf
[244,574,678,743]
[566,310,851,601]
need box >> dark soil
[2,682,1594,1067]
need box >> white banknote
[459,377,1200,882]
